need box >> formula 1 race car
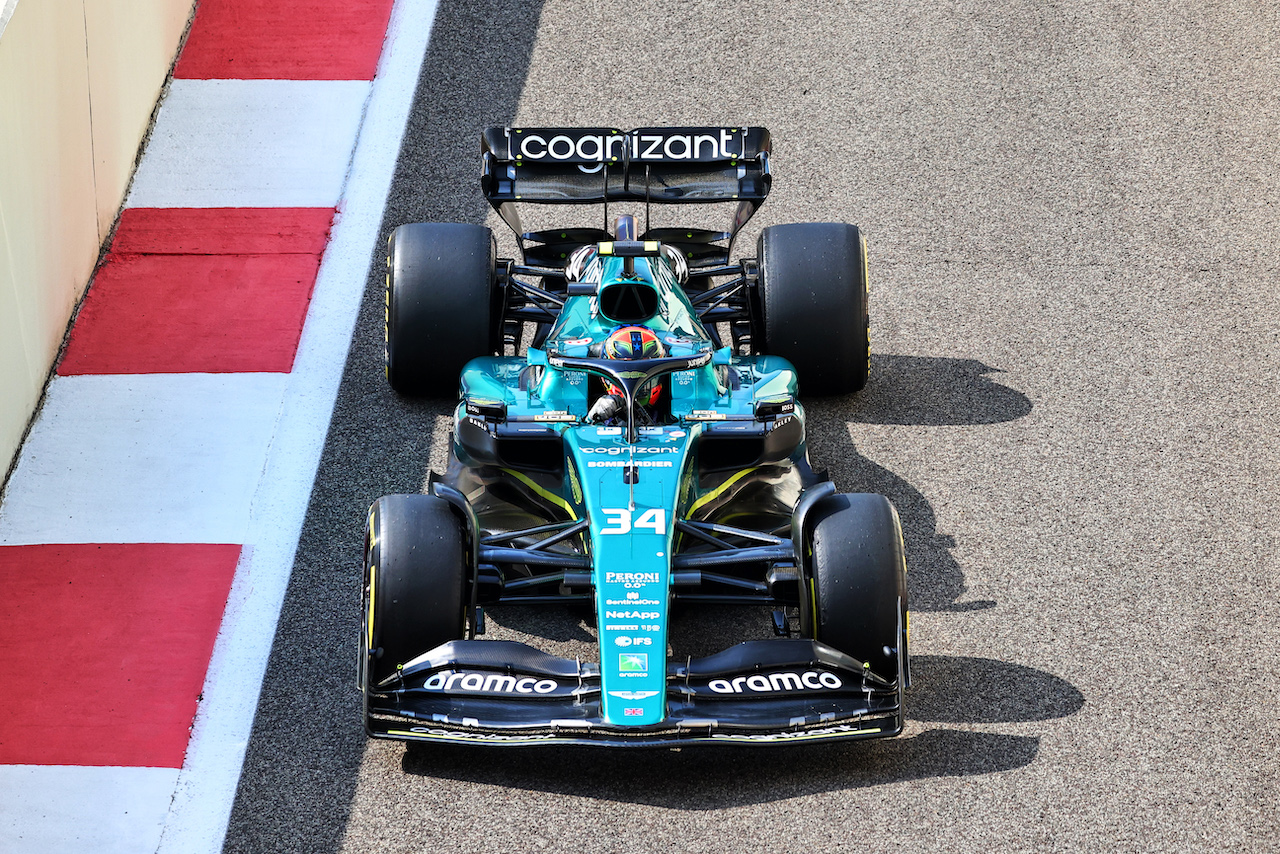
[361,126,908,746]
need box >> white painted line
[156,1,442,851]
[127,79,372,208]
[0,765,179,854]
[0,373,288,546]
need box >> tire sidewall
[363,494,468,688]
[809,492,907,679]
[757,223,869,396]
[385,223,497,396]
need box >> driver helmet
[604,325,664,360]
[603,325,665,406]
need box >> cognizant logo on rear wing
[487,127,770,170]
[477,124,773,263]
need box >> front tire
[385,222,500,396]
[807,493,907,682]
[756,222,870,395]
[361,494,467,691]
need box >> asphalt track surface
[224,1,1280,851]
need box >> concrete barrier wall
[0,0,195,481]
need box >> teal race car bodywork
[361,127,909,746]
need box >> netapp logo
[605,611,659,620]
[423,671,559,695]
[513,129,743,169]
[707,671,843,694]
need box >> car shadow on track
[845,447,993,612]
[852,355,1034,426]
[398,655,1081,808]
[805,355,1033,612]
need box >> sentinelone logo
[509,129,747,172]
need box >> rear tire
[756,223,870,395]
[808,493,907,681]
[385,223,500,396]
[362,494,467,690]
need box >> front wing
[364,638,904,746]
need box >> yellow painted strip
[502,468,578,519]
[688,466,758,516]
[809,578,818,638]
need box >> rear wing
[480,127,772,269]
